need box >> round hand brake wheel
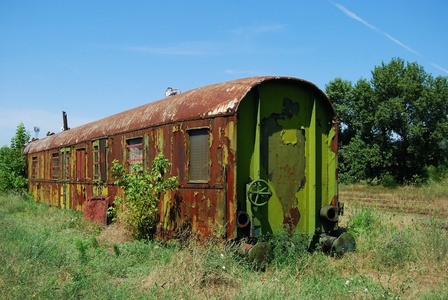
[247,179,272,207]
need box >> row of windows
[31,128,210,183]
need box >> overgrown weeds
[1,188,447,299]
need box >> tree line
[326,58,448,185]
[0,123,30,194]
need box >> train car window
[99,138,107,181]
[92,138,108,181]
[126,137,143,173]
[62,148,71,180]
[93,144,100,180]
[188,128,209,182]
[76,149,86,181]
[52,152,60,180]
[32,156,38,179]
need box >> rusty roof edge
[23,76,334,154]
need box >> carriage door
[60,147,71,209]
[238,84,309,237]
[75,148,87,210]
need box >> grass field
[0,182,447,299]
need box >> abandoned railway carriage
[24,76,354,254]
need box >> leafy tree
[111,153,178,239]
[0,123,30,194]
[326,58,448,184]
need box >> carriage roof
[23,76,334,154]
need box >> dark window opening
[32,156,38,179]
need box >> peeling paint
[280,129,298,145]
[24,76,340,246]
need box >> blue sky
[1,0,447,146]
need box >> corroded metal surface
[24,76,332,154]
[24,76,344,250]
[82,196,109,225]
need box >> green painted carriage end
[235,80,338,241]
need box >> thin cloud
[230,23,284,36]
[224,69,262,75]
[56,60,81,74]
[333,2,419,56]
[383,33,419,56]
[127,44,212,56]
[430,62,448,74]
[127,40,245,56]
[333,3,377,31]
[127,23,284,57]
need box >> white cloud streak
[383,33,419,56]
[333,2,420,56]
[333,3,377,31]
[430,62,448,74]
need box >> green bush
[0,123,30,194]
[111,153,178,239]
[427,165,448,182]
[347,207,380,238]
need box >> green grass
[1,189,447,299]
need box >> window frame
[51,152,60,180]
[31,156,38,180]
[92,143,100,180]
[76,148,86,182]
[92,138,108,182]
[187,127,210,183]
[126,137,144,173]
[61,147,71,180]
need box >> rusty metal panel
[159,189,227,239]
[152,116,237,240]
[76,148,86,181]
[82,196,110,224]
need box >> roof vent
[165,87,181,97]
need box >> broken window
[126,137,143,173]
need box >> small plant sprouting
[107,206,117,223]
[113,244,120,256]
[75,239,88,263]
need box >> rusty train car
[23,76,354,253]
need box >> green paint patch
[280,129,298,145]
